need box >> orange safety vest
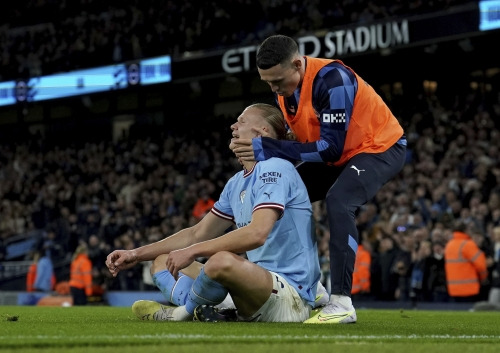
[26,263,37,292]
[192,198,215,220]
[69,254,93,296]
[277,57,403,166]
[351,244,371,294]
[444,231,488,297]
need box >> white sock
[214,294,236,309]
[331,294,352,308]
[172,305,192,320]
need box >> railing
[0,260,32,280]
[0,257,71,292]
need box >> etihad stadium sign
[170,3,488,82]
[300,20,409,58]
[222,20,409,74]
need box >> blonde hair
[248,103,295,141]
[72,243,88,261]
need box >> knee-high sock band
[185,267,228,315]
[152,270,194,306]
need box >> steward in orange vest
[26,262,38,292]
[351,244,371,296]
[69,243,93,305]
[444,225,488,299]
[192,192,215,220]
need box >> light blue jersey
[212,157,320,306]
[34,256,54,292]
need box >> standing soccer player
[230,35,407,323]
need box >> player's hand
[229,137,251,152]
[230,138,256,162]
[165,247,196,280]
[105,250,138,277]
[252,126,270,138]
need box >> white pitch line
[3,334,500,340]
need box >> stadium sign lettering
[222,45,259,73]
[322,19,409,56]
[221,19,409,73]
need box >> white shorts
[244,272,311,322]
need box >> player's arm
[166,208,278,278]
[137,212,233,260]
[106,212,232,275]
[189,208,278,255]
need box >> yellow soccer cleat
[314,281,329,308]
[132,300,184,321]
[304,302,357,324]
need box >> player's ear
[254,126,265,137]
[260,126,275,138]
[292,58,302,71]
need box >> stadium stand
[0,0,472,80]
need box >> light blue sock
[185,267,228,315]
[152,270,194,306]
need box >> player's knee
[151,253,169,275]
[203,251,236,280]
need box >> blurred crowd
[1,0,471,81]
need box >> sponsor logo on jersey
[322,109,346,125]
[237,221,250,228]
[239,190,246,203]
[259,171,281,185]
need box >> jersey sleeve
[253,62,356,164]
[251,159,293,218]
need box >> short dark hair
[256,35,299,70]
[452,219,467,232]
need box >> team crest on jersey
[259,171,281,185]
[239,190,246,203]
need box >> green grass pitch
[1,306,498,353]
